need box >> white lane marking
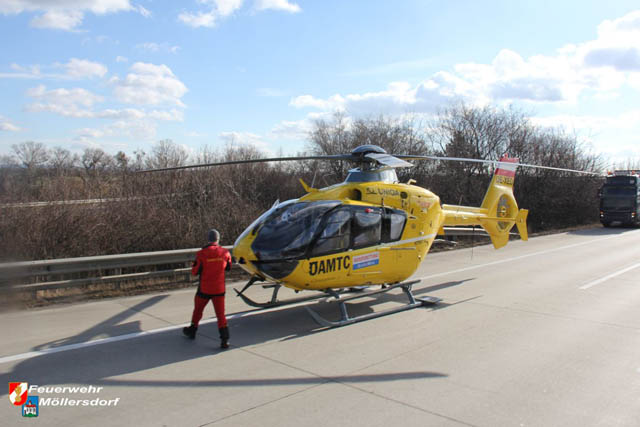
[0,301,312,365]
[416,230,640,282]
[579,262,640,290]
[1,230,638,365]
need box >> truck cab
[599,171,640,227]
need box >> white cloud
[179,0,243,28]
[2,59,107,80]
[64,58,108,79]
[147,109,185,121]
[116,56,128,63]
[179,0,301,28]
[0,0,143,31]
[254,0,300,13]
[26,84,104,117]
[291,80,453,116]
[111,62,188,107]
[290,94,345,110]
[214,0,244,16]
[178,11,216,28]
[30,9,83,30]
[0,115,20,132]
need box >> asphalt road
[2,226,640,426]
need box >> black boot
[182,324,197,339]
[219,326,230,349]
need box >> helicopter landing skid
[234,276,332,309]
[305,280,440,328]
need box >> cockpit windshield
[251,200,341,260]
[345,169,398,183]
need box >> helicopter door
[350,207,388,278]
[311,209,352,256]
[306,208,353,281]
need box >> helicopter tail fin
[478,155,528,248]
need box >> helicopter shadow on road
[0,288,454,392]
[270,278,478,338]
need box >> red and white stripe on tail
[495,154,519,178]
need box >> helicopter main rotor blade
[138,154,353,173]
[137,141,599,176]
[397,155,600,175]
[365,153,414,168]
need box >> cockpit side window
[310,209,351,256]
[308,205,406,257]
[382,209,407,242]
[353,208,382,248]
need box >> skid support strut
[234,275,333,308]
[305,280,440,328]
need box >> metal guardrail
[0,229,491,295]
[0,247,232,293]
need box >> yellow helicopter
[145,144,585,327]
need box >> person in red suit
[183,229,232,349]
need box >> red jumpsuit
[190,243,232,328]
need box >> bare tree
[49,147,78,176]
[145,139,189,169]
[82,148,114,175]
[12,141,49,169]
[114,151,128,168]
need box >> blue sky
[1,1,640,167]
